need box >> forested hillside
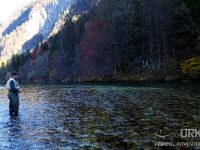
[0,0,200,83]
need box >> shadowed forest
[0,0,200,83]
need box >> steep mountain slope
[0,0,73,64]
[0,0,199,83]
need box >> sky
[0,0,34,23]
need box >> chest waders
[6,78,20,118]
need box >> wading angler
[6,72,21,118]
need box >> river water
[0,84,200,149]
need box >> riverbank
[1,72,200,85]
[15,78,200,85]
[20,72,200,84]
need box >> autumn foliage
[80,20,105,79]
[181,56,200,80]
[30,42,49,60]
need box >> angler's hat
[11,72,18,76]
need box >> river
[0,83,200,149]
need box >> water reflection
[0,84,200,149]
[7,118,23,149]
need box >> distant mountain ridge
[0,0,37,37]
[0,0,73,64]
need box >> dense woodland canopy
[0,0,200,82]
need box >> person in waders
[6,72,20,118]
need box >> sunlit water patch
[0,86,6,90]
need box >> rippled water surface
[0,84,200,149]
